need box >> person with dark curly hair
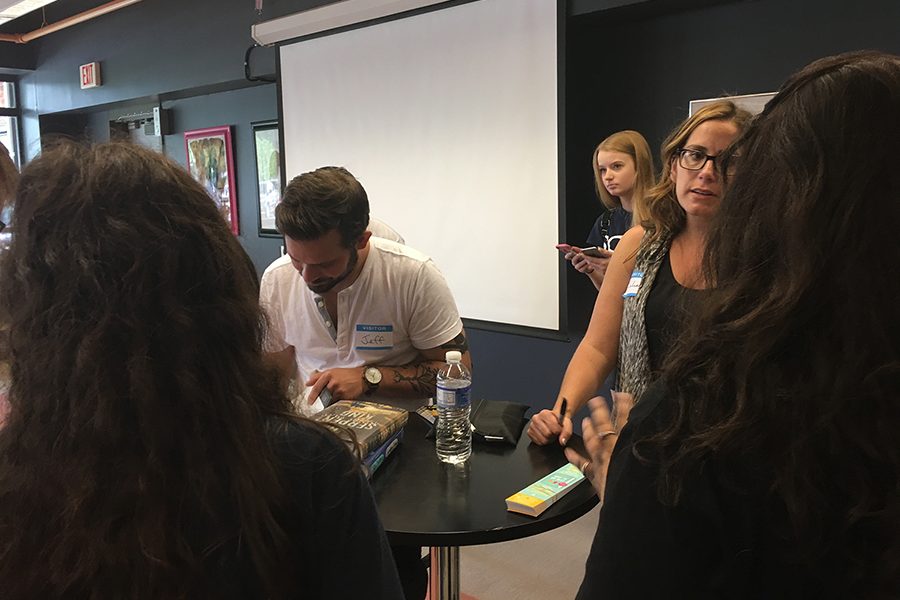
[573,50,900,598]
[0,141,403,599]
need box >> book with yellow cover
[505,463,587,517]
[313,400,408,457]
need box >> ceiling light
[0,0,58,26]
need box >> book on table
[362,427,404,479]
[505,463,587,517]
[313,400,408,477]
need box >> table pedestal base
[428,545,460,600]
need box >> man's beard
[307,246,359,294]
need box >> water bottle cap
[445,350,462,363]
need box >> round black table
[370,410,599,600]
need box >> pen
[559,397,567,426]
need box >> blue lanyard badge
[623,270,643,298]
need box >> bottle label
[436,384,471,409]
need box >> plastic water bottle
[435,350,472,464]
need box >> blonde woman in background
[562,130,655,290]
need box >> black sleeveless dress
[643,250,705,374]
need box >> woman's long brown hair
[643,51,900,596]
[0,141,313,598]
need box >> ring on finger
[579,461,590,475]
[598,430,617,440]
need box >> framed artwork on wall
[252,120,282,237]
[689,91,776,116]
[184,125,239,235]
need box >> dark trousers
[391,544,427,600]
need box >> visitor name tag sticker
[623,270,643,298]
[355,324,394,351]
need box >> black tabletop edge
[385,483,600,547]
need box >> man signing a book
[259,165,472,600]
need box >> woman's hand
[570,251,613,278]
[527,408,573,446]
[564,392,634,500]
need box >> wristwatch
[363,366,382,396]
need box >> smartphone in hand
[581,246,610,258]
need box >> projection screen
[279,0,560,331]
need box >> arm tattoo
[439,332,469,354]
[387,335,467,397]
[392,363,440,396]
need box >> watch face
[365,367,382,385]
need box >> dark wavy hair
[275,165,369,246]
[0,141,316,598]
[645,51,900,595]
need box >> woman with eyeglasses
[563,130,655,291]
[528,101,752,446]
[573,50,900,599]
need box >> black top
[216,420,404,599]
[576,383,844,599]
[587,207,631,250]
[644,251,705,373]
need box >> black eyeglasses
[676,148,722,171]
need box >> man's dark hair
[275,166,369,246]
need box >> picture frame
[689,91,776,116]
[184,125,239,235]
[252,120,282,237]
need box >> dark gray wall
[162,84,282,273]
[3,0,898,420]
[0,44,35,71]
[562,0,900,331]
[32,85,283,272]
[8,0,333,115]
[9,0,320,158]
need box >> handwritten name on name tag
[623,270,643,298]
[355,324,394,350]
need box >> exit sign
[79,62,101,89]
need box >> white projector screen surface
[280,0,559,330]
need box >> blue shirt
[586,207,632,250]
